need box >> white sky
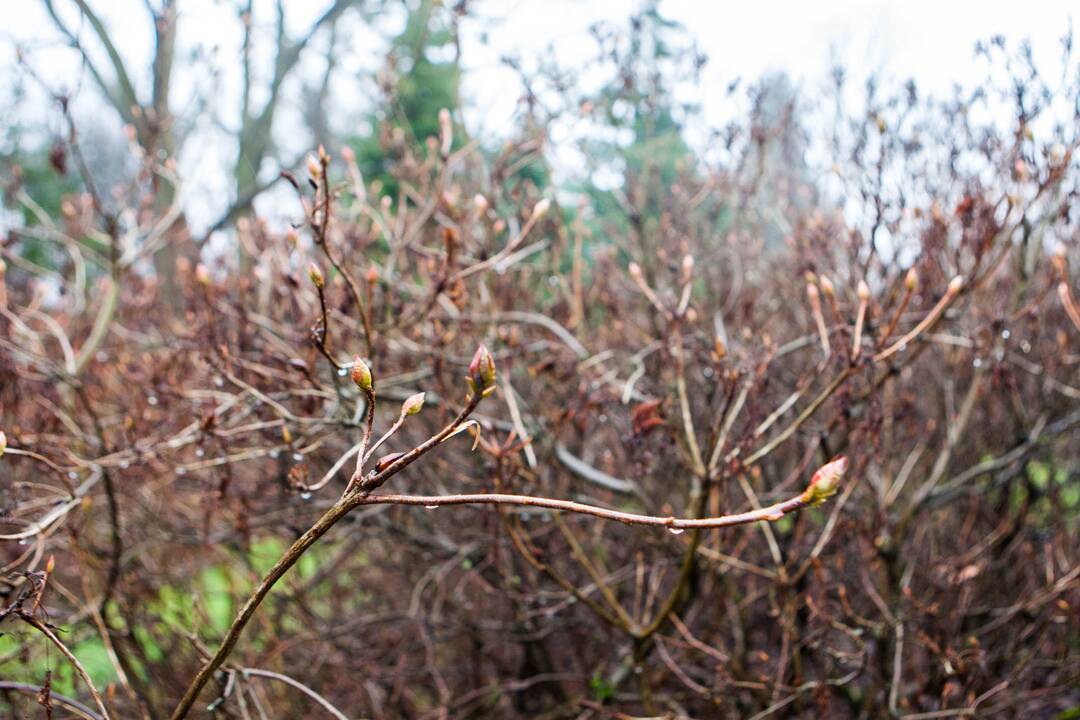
[2,0,1076,231]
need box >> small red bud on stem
[467,345,497,397]
[802,457,848,506]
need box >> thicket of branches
[2,5,1080,719]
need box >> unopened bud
[904,267,919,291]
[351,355,373,393]
[308,262,325,289]
[45,555,55,574]
[341,145,355,162]
[531,198,551,220]
[806,282,821,303]
[628,262,643,279]
[374,451,405,473]
[366,264,379,284]
[681,254,695,282]
[802,457,848,506]
[307,155,321,179]
[402,392,425,416]
[1051,245,1068,277]
[0,430,6,458]
[473,194,489,212]
[946,275,964,295]
[438,108,453,156]
[857,280,871,302]
[467,345,497,396]
[819,275,835,297]
[318,144,329,164]
[195,263,211,286]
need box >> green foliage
[589,671,615,702]
[347,0,460,199]
[2,145,80,269]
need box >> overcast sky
[3,0,1076,230]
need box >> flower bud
[350,355,373,393]
[0,429,6,458]
[375,451,405,473]
[857,280,871,302]
[307,155,321,180]
[531,198,551,220]
[438,108,453,156]
[904,267,919,291]
[46,554,55,574]
[318,144,329,164]
[947,275,964,296]
[819,275,835,297]
[308,262,325,289]
[681,254,695,283]
[473,193,489,213]
[195,263,211,286]
[467,345,497,396]
[402,392,425,416]
[341,145,355,162]
[802,457,848,506]
[628,262,643,280]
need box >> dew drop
[269,449,280,459]
[547,275,558,286]
[291,452,303,462]
[668,527,685,535]
[703,367,715,379]
[337,368,348,376]
[598,414,608,423]
[424,504,438,510]
[300,492,312,500]
[214,376,224,387]
[176,467,187,476]
[119,460,130,469]
[147,395,158,406]
[195,448,205,458]
[18,539,28,546]
[898,343,908,353]
[68,471,78,480]
[1021,341,1031,353]
[973,358,983,368]
[1001,329,1011,340]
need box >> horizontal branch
[359,491,815,530]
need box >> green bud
[350,355,372,393]
[402,392,425,416]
